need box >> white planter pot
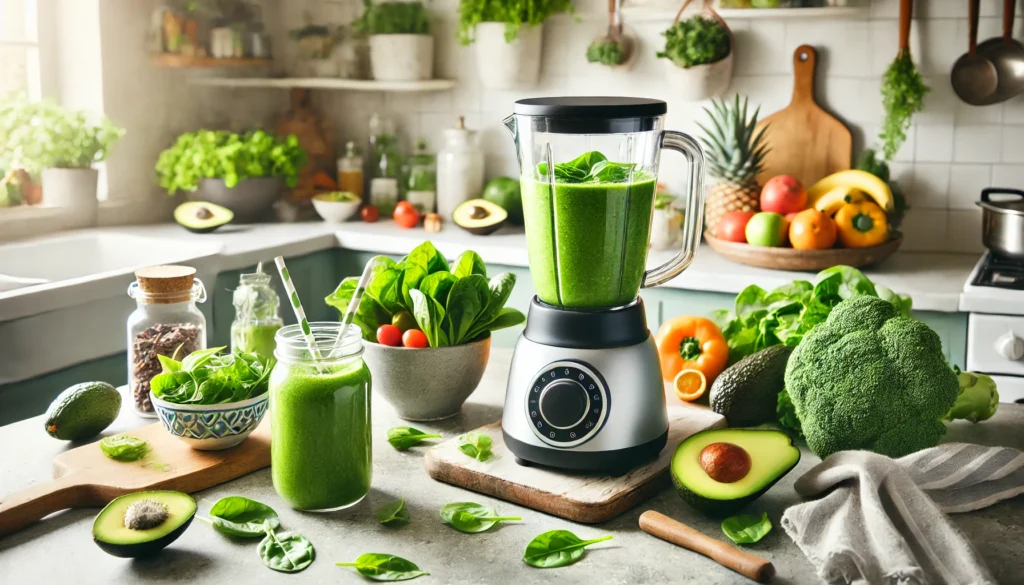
[369,34,434,81]
[474,22,542,90]
[664,51,734,102]
[41,168,99,228]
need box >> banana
[808,170,893,211]
[813,187,867,216]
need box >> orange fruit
[788,208,837,250]
[673,369,707,402]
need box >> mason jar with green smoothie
[270,322,372,511]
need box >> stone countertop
[1,349,1022,584]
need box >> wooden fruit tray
[704,232,903,272]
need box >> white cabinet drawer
[967,314,1024,377]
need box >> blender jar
[505,97,705,309]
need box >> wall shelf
[188,77,457,92]
[150,54,273,68]
[621,5,866,20]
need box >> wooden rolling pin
[639,510,775,583]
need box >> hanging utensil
[975,0,1024,104]
[588,0,638,69]
[951,0,999,105]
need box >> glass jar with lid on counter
[126,265,207,417]
[405,138,436,214]
[230,262,283,360]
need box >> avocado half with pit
[174,201,233,234]
[671,428,799,517]
[93,491,196,558]
[453,198,507,235]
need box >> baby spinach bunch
[325,241,525,348]
[155,129,306,194]
[150,347,275,405]
[586,39,625,66]
[457,0,574,45]
[353,0,431,35]
[657,15,729,69]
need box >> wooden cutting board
[0,420,270,537]
[755,45,851,188]
[424,403,725,523]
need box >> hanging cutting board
[0,420,270,537]
[424,402,725,523]
[755,45,851,187]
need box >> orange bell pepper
[655,316,729,384]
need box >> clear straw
[328,255,388,358]
[273,255,325,373]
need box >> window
[0,0,42,99]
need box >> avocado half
[452,198,507,235]
[671,428,800,517]
[174,201,233,234]
[93,491,196,558]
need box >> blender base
[503,429,668,474]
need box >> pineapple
[697,95,769,236]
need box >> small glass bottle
[405,138,436,214]
[270,322,372,511]
[230,264,283,360]
[127,265,207,417]
[338,141,364,200]
[368,113,402,215]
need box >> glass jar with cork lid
[126,265,207,417]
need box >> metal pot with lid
[978,188,1024,260]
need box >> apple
[716,210,756,243]
[761,175,807,215]
[745,212,788,247]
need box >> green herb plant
[440,502,520,533]
[155,129,306,194]
[337,553,429,581]
[657,15,729,69]
[150,347,275,405]
[522,530,613,568]
[99,435,149,462]
[586,39,624,66]
[457,0,574,45]
[536,150,641,184]
[880,52,928,161]
[205,496,281,537]
[387,426,442,450]
[376,499,410,526]
[353,0,431,35]
[457,432,493,462]
[325,242,525,348]
[721,512,772,544]
[259,522,316,573]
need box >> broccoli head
[784,295,959,459]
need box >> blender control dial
[527,361,608,447]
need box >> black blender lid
[513,97,667,118]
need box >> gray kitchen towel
[781,443,1024,585]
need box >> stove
[965,252,1024,403]
[971,254,1024,290]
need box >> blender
[501,97,706,472]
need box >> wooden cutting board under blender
[424,401,725,523]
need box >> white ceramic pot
[664,51,734,102]
[369,34,434,81]
[474,22,542,89]
[41,168,99,228]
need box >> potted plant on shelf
[656,0,733,101]
[457,0,574,89]
[155,130,306,223]
[0,96,124,225]
[354,0,434,82]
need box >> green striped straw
[329,255,388,358]
[273,255,325,373]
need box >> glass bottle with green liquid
[230,263,283,360]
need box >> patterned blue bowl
[150,392,269,451]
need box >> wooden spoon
[951,0,999,105]
[975,0,1024,104]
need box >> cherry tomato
[393,201,421,229]
[376,324,402,347]
[361,204,380,223]
[402,329,429,348]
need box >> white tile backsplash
[910,163,950,209]
[954,125,1002,164]
[914,125,954,162]
[948,165,991,209]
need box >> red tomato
[716,211,756,243]
[361,204,380,223]
[402,329,429,348]
[394,201,421,229]
[376,324,402,347]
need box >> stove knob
[995,332,1024,361]
[538,380,590,430]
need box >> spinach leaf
[402,242,446,308]
[151,348,275,405]
[376,499,410,526]
[99,435,149,462]
[367,268,405,315]
[410,289,449,348]
[445,274,490,345]
[721,512,772,544]
[457,432,493,462]
[440,502,520,533]
[336,553,429,581]
[450,250,487,279]
[418,272,459,308]
[209,496,280,538]
[522,530,613,568]
[586,160,636,183]
[258,524,315,573]
[387,426,442,450]
[325,277,390,340]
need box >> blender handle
[643,131,706,289]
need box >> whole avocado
[709,345,792,426]
[482,177,523,225]
[45,382,121,440]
